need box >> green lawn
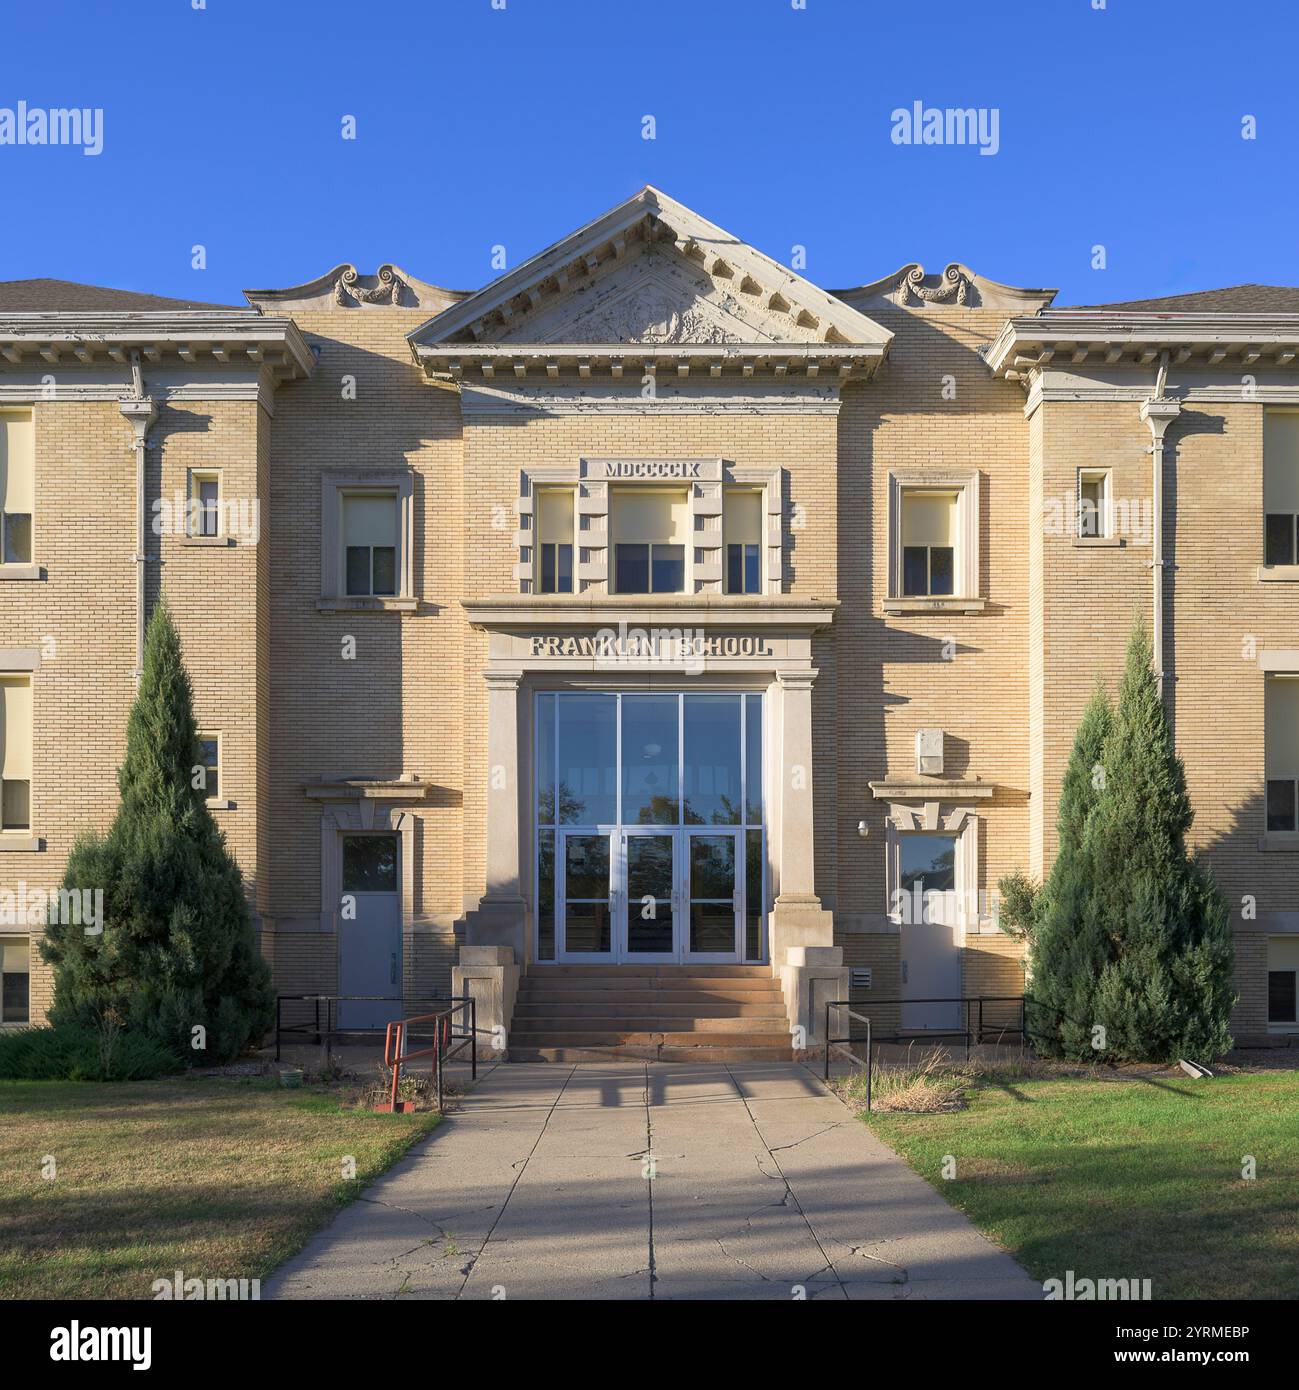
[861,1070,1299,1300]
[0,1077,440,1300]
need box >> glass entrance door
[538,692,765,965]
[621,829,677,960]
[686,829,742,961]
[558,831,613,959]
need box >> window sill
[1072,536,1124,548]
[206,798,234,811]
[883,596,987,615]
[316,596,419,614]
[0,834,41,851]
[1258,565,1299,582]
[0,563,41,581]
[183,536,235,549]
[1259,833,1299,852]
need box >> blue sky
[0,0,1294,307]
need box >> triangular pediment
[497,244,797,346]
[409,187,892,353]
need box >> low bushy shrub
[0,1021,182,1081]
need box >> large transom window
[535,692,765,963]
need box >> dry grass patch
[0,1075,440,1300]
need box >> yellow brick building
[0,189,1294,1053]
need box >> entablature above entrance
[463,595,836,676]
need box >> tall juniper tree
[41,599,273,1062]
[1005,618,1234,1061]
[1014,678,1115,1055]
[1082,618,1234,1060]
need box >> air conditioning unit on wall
[916,728,944,775]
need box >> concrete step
[509,1030,793,1048]
[519,978,781,995]
[509,1044,795,1063]
[511,1015,790,1034]
[513,999,786,1018]
[525,964,770,978]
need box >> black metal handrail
[823,995,1030,1109]
[823,1002,873,1108]
[274,993,479,1079]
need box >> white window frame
[1077,468,1113,540]
[723,488,765,595]
[186,468,223,540]
[0,662,35,847]
[0,934,30,1027]
[196,731,227,809]
[882,804,981,934]
[886,473,982,613]
[0,409,37,580]
[1264,671,1299,841]
[531,486,578,594]
[1269,966,1299,1026]
[318,471,416,611]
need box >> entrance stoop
[508,964,793,1062]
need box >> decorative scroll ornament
[335,266,403,306]
[896,264,971,306]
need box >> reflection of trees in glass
[900,839,956,892]
[538,781,584,825]
[634,793,679,826]
[683,793,742,826]
[537,832,555,914]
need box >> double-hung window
[1078,469,1112,539]
[611,487,689,594]
[342,492,399,597]
[901,490,957,597]
[724,490,763,594]
[0,676,32,832]
[1265,674,1299,832]
[1,937,29,1024]
[189,471,222,538]
[1,412,34,567]
[196,733,221,803]
[534,487,575,594]
[1264,412,1299,567]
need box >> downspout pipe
[1139,350,1180,704]
[118,354,157,684]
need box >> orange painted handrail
[382,1009,461,1112]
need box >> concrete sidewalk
[266,1061,1041,1301]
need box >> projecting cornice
[462,595,839,631]
[984,311,1299,382]
[0,310,315,382]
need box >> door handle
[390,953,398,985]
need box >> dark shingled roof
[1066,284,1299,314]
[0,278,241,312]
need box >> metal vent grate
[850,968,872,990]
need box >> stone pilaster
[769,668,846,1048]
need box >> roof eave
[413,340,888,382]
[985,312,1299,379]
[0,311,316,379]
